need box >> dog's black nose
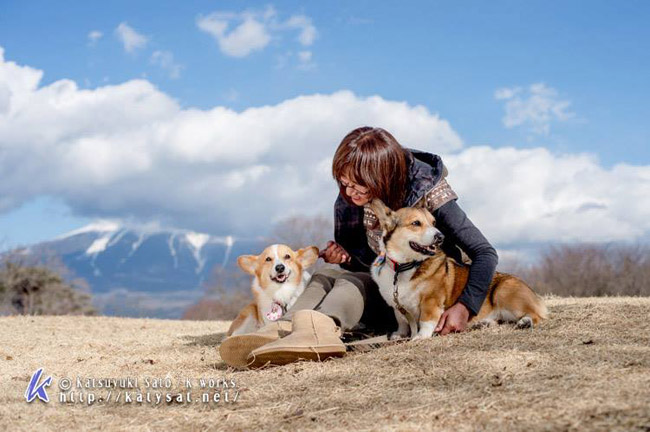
[434,233,445,245]
[275,264,285,273]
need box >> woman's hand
[435,302,470,336]
[319,241,352,264]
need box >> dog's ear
[237,255,258,275]
[296,246,319,268]
[369,199,397,232]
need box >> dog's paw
[515,316,533,329]
[471,318,497,330]
[389,332,408,341]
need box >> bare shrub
[269,213,339,272]
[181,293,250,321]
[270,214,333,250]
[182,266,252,321]
[0,254,95,316]
[520,243,650,296]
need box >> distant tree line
[517,244,650,297]
[6,216,645,320]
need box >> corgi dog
[226,244,319,336]
[368,199,547,340]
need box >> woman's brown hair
[332,126,409,210]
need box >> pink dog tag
[265,302,284,321]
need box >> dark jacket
[334,148,498,316]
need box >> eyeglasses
[339,179,370,197]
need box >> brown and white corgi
[226,244,319,336]
[368,199,547,340]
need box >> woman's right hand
[319,241,351,264]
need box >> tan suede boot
[219,321,292,368]
[246,310,346,368]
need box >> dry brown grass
[1,297,649,431]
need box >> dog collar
[376,253,423,286]
[385,255,422,274]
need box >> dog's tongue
[265,302,284,321]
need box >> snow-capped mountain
[18,221,267,319]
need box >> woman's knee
[311,268,347,279]
[333,272,374,301]
[308,268,346,293]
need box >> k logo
[25,368,52,403]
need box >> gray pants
[281,268,397,333]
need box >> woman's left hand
[435,302,470,336]
[319,241,351,264]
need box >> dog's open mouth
[271,272,291,283]
[409,241,438,256]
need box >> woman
[219,127,498,368]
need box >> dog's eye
[411,220,421,227]
[265,257,272,262]
[284,254,291,260]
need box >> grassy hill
[1,297,649,431]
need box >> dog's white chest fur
[371,262,421,320]
[253,272,309,324]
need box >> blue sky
[0,1,649,252]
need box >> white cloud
[297,50,315,71]
[495,83,574,135]
[298,50,312,63]
[494,87,520,100]
[115,22,148,54]
[443,146,650,245]
[87,31,103,46]
[150,50,183,79]
[2,49,648,246]
[197,7,318,59]
[197,12,271,57]
[285,15,317,46]
[0,47,461,236]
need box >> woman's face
[339,175,371,206]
